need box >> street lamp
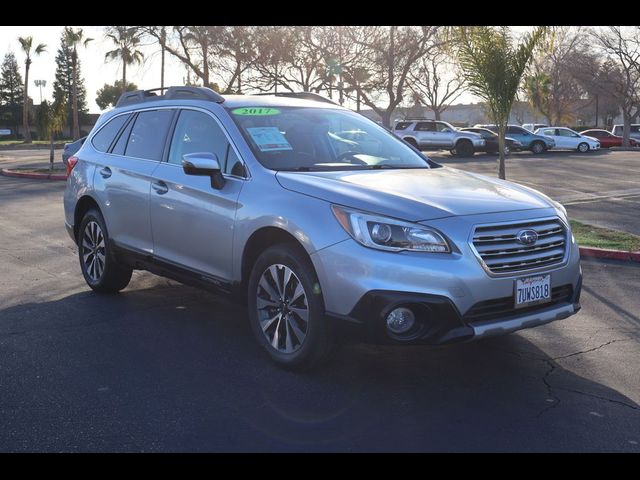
[34,80,46,104]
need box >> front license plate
[515,275,551,308]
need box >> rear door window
[91,114,131,152]
[125,110,175,161]
[415,122,435,132]
[110,115,136,155]
[394,122,412,131]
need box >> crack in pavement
[535,359,560,418]
[553,386,639,411]
[552,339,629,361]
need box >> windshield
[228,106,432,171]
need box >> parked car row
[391,118,640,156]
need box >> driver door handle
[151,180,169,195]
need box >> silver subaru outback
[64,87,582,369]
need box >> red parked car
[580,129,639,148]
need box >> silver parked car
[64,87,582,369]
[393,118,486,156]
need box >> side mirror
[182,152,225,190]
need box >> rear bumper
[327,274,582,345]
[65,220,76,244]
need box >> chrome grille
[472,218,567,274]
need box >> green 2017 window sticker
[232,107,281,116]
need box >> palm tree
[450,26,548,179]
[63,27,93,141]
[104,26,144,96]
[17,37,46,143]
[36,96,67,171]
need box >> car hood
[583,135,599,142]
[276,167,554,222]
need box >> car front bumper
[326,276,581,345]
[312,212,582,345]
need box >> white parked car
[534,127,600,152]
[522,123,548,132]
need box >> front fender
[231,176,350,282]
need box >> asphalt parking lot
[430,149,640,235]
[0,149,639,452]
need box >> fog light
[386,307,416,334]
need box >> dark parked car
[62,137,87,165]
[580,129,639,148]
[460,127,523,155]
[474,124,555,153]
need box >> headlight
[331,205,450,253]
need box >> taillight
[66,156,78,177]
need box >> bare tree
[408,38,465,120]
[341,26,439,127]
[210,26,257,94]
[277,26,334,94]
[249,26,297,93]
[164,26,219,87]
[524,27,587,125]
[134,26,168,90]
[590,26,640,146]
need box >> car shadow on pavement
[0,283,638,452]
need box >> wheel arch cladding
[241,227,313,291]
[74,195,101,242]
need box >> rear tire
[247,243,333,370]
[531,141,546,154]
[454,140,474,157]
[78,208,132,293]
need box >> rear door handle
[99,167,112,178]
[151,180,169,195]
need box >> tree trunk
[49,135,54,172]
[622,109,631,147]
[122,61,127,95]
[72,50,80,141]
[434,109,441,121]
[23,61,32,143]
[497,123,507,180]
[356,91,360,112]
[160,31,166,92]
[381,110,393,129]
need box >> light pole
[34,79,46,104]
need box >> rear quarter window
[91,114,131,152]
[394,122,412,131]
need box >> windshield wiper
[368,164,429,170]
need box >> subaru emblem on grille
[517,229,538,245]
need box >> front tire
[78,208,132,293]
[403,137,419,149]
[577,142,589,153]
[531,141,546,154]
[247,243,332,370]
[454,140,474,157]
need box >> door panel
[93,155,159,254]
[150,109,245,281]
[150,165,243,280]
[90,111,174,255]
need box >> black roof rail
[115,86,225,108]
[252,92,338,105]
[400,117,435,121]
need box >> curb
[0,143,67,151]
[579,246,640,262]
[1,168,67,181]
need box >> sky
[0,26,189,113]
[0,26,524,113]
